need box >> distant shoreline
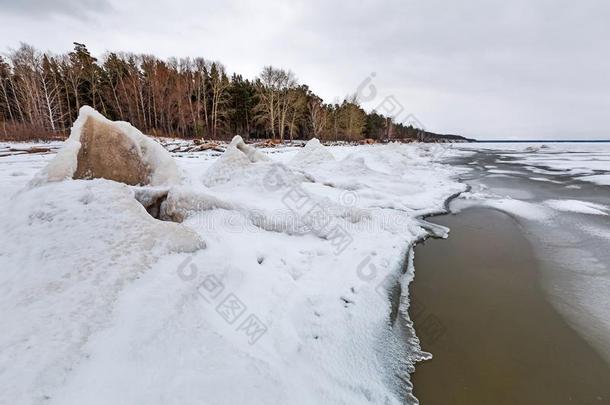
[474,139,610,143]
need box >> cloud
[0,0,112,19]
[0,0,609,139]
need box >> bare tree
[307,95,327,140]
[209,62,230,138]
[255,66,297,141]
[1,43,422,143]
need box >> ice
[487,169,523,175]
[543,199,609,216]
[30,106,180,187]
[202,136,274,187]
[453,195,555,222]
[455,142,610,179]
[229,135,270,163]
[529,176,561,184]
[290,138,335,167]
[578,174,610,186]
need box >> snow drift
[290,138,335,167]
[203,135,270,186]
[0,179,204,405]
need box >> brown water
[410,207,610,405]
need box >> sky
[1,0,609,140]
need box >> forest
[0,42,441,142]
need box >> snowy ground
[0,140,465,405]
[3,139,608,404]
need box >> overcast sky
[1,0,609,139]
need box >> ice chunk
[203,136,270,186]
[229,135,269,163]
[31,106,180,187]
[203,142,252,186]
[290,138,335,167]
[160,187,234,222]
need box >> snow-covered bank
[0,132,465,404]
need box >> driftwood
[193,142,224,152]
[254,139,283,148]
[162,140,225,153]
[0,146,55,157]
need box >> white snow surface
[543,199,609,216]
[290,138,335,167]
[0,180,204,405]
[578,174,610,186]
[31,106,180,187]
[454,193,556,222]
[456,142,610,182]
[0,140,465,405]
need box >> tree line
[0,43,428,142]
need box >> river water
[410,148,610,404]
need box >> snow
[3,136,609,403]
[529,176,561,184]
[487,169,523,175]
[202,136,279,187]
[0,139,465,405]
[0,180,204,405]
[228,135,270,163]
[31,106,180,187]
[454,195,555,222]
[543,199,609,216]
[459,195,605,226]
[456,142,610,180]
[0,151,57,207]
[578,174,610,186]
[290,138,335,167]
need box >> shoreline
[408,206,610,404]
[389,187,469,402]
